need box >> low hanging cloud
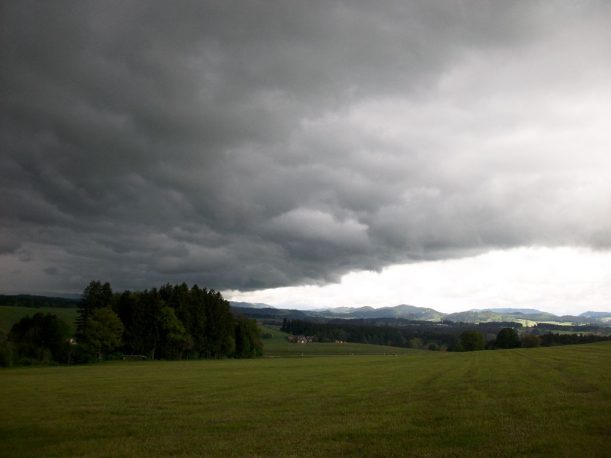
[1,1,611,294]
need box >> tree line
[281,318,611,352]
[280,318,507,351]
[0,281,262,366]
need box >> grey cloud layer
[2,1,611,293]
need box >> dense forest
[1,281,262,367]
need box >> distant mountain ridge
[310,304,444,321]
[3,293,610,326]
[480,308,547,315]
[580,311,611,319]
[0,294,79,308]
[229,301,276,309]
[229,302,611,326]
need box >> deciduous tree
[496,328,521,349]
[77,281,113,337]
[8,313,71,363]
[459,330,485,351]
[80,307,123,360]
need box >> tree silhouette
[496,328,520,349]
[459,330,485,351]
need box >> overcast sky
[2,1,611,313]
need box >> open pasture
[2,342,611,457]
[0,306,77,335]
[260,325,414,357]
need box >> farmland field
[1,342,611,457]
[260,325,414,356]
[0,306,78,335]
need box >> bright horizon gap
[225,246,611,316]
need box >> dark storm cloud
[2,0,611,293]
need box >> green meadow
[2,342,611,457]
[0,306,77,335]
[261,325,414,357]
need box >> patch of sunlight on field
[513,318,537,327]
[538,321,574,326]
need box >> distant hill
[450,308,561,322]
[0,305,78,335]
[231,306,310,320]
[3,293,610,327]
[480,308,547,315]
[445,310,506,323]
[313,304,444,321]
[445,309,593,325]
[0,294,78,308]
[580,311,611,319]
[232,302,611,327]
[230,301,276,309]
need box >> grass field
[0,306,78,335]
[1,342,611,457]
[261,325,414,357]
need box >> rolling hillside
[0,306,78,335]
[260,325,414,357]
